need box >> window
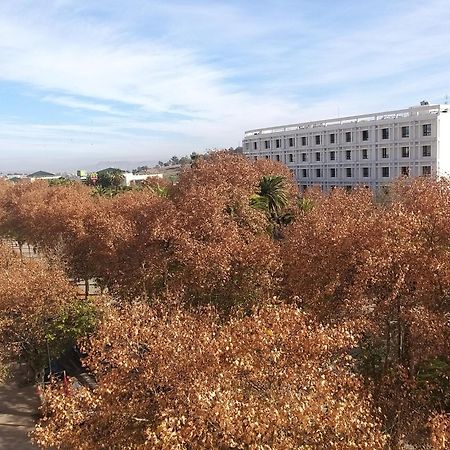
[315,135,321,145]
[362,149,368,159]
[302,153,307,162]
[345,131,352,143]
[245,142,250,150]
[315,152,321,161]
[316,168,321,178]
[401,147,410,158]
[382,167,390,177]
[302,169,308,177]
[288,153,294,163]
[382,128,389,139]
[301,136,307,146]
[362,167,369,178]
[401,126,410,138]
[265,155,269,159]
[362,130,369,141]
[330,151,336,161]
[401,166,410,177]
[265,140,270,149]
[423,124,432,136]
[253,142,258,150]
[346,168,352,178]
[289,137,295,147]
[346,150,351,160]
[382,148,389,158]
[329,133,336,144]
[422,145,431,157]
[330,168,336,178]
[422,166,431,176]
[275,139,281,148]
[275,155,280,162]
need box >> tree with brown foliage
[34,302,387,449]
[169,152,295,310]
[0,180,49,257]
[282,180,450,447]
[1,154,449,448]
[0,243,97,373]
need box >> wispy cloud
[41,95,127,115]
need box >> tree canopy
[0,152,448,448]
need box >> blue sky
[1,0,450,172]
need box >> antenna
[445,94,448,105]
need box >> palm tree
[251,176,287,215]
[251,175,291,238]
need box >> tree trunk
[141,264,148,302]
[142,279,148,302]
[84,279,89,299]
[397,297,403,362]
[164,266,169,297]
[384,321,391,374]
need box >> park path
[0,365,39,449]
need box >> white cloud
[42,95,126,115]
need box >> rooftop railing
[244,105,445,137]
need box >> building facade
[242,104,450,191]
[123,172,163,186]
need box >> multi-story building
[242,104,450,191]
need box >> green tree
[97,169,125,189]
[48,178,73,187]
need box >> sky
[1,0,450,172]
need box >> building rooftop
[244,104,448,137]
[28,170,55,178]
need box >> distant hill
[85,160,158,172]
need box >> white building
[242,104,450,191]
[123,172,163,186]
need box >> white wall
[437,110,450,177]
[124,173,163,186]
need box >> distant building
[124,172,163,186]
[3,173,27,181]
[77,170,87,180]
[28,171,62,182]
[242,104,450,191]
